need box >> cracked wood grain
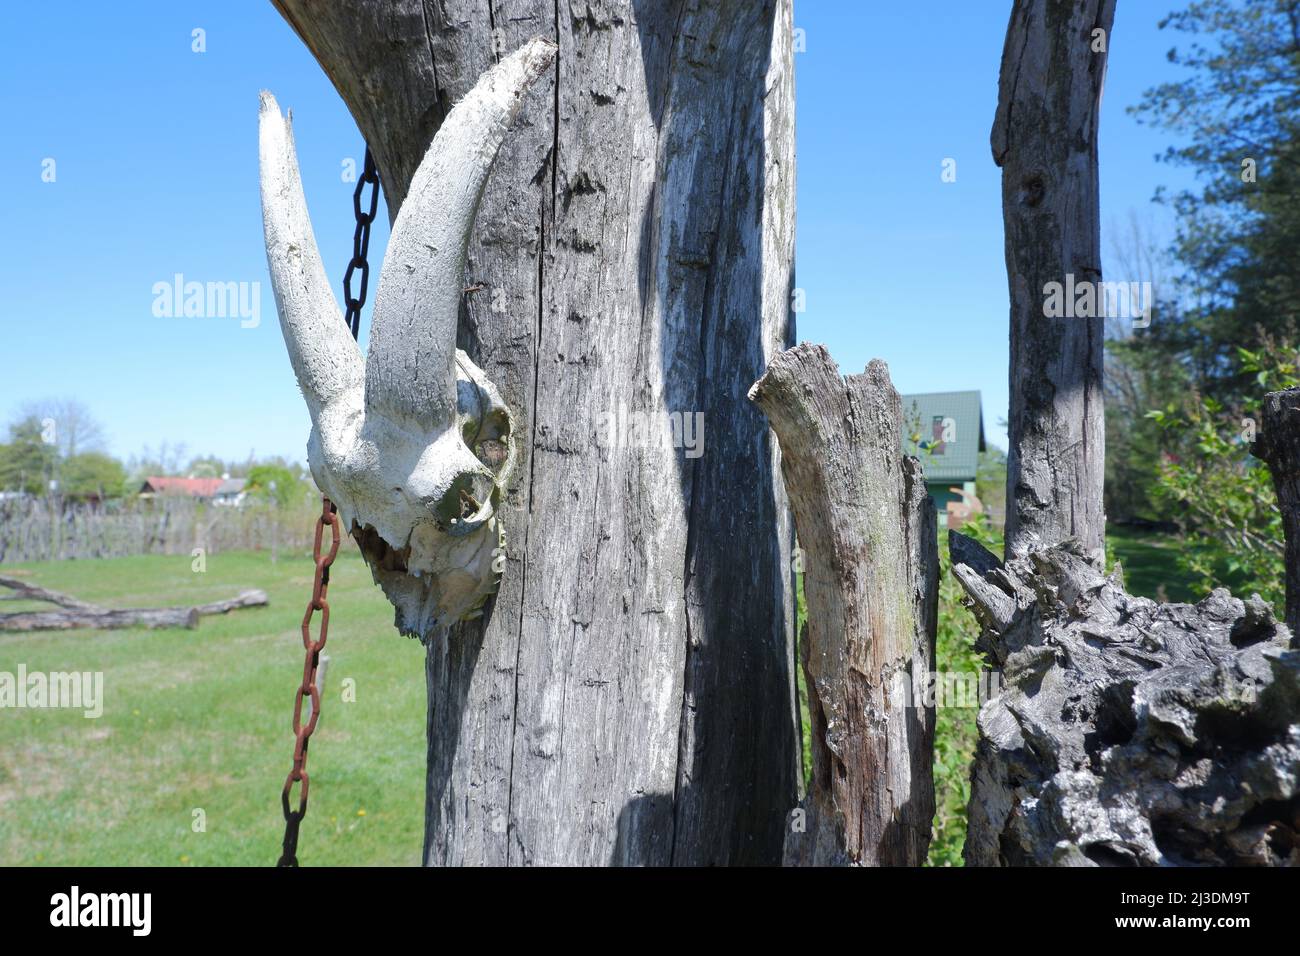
[993,0,1115,565]
[270,0,799,866]
[750,345,939,866]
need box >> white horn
[364,37,557,425]
[258,91,364,421]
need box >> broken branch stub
[749,344,939,866]
[259,38,556,640]
[952,532,1300,866]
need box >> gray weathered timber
[0,574,267,631]
[953,532,1300,866]
[271,0,799,865]
[1259,387,1300,635]
[0,496,324,565]
[750,345,938,866]
[993,0,1115,565]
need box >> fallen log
[0,574,268,632]
[750,344,939,866]
[952,532,1300,866]
[0,606,204,631]
[0,574,100,611]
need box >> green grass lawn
[0,549,427,866]
[1106,525,1202,604]
[0,524,1213,868]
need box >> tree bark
[271,0,799,865]
[993,0,1115,565]
[750,345,938,866]
[1259,387,1300,635]
[952,533,1299,867]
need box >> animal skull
[258,38,556,639]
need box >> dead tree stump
[1259,387,1300,635]
[993,0,1115,565]
[750,344,939,866]
[952,533,1300,866]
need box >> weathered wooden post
[952,1,1300,867]
[750,346,939,866]
[1259,387,1300,634]
[263,1,800,865]
[993,0,1115,565]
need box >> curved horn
[365,37,557,425]
[259,91,364,421]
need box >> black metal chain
[276,144,380,867]
[343,148,381,340]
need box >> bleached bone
[259,37,556,639]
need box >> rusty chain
[276,147,378,866]
[277,496,342,867]
[275,145,379,865]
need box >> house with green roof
[900,390,985,526]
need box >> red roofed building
[139,476,225,499]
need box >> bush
[1147,343,1295,611]
[927,512,1002,866]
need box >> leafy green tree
[1129,0,1300,405]
[62,452,128,501]
[1104,1,1300,524]
[1105,294,1195,522]
[1147,342,1296,608]
[246,464,304,509]
[0,417,58,495]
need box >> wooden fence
[0,495,325,564]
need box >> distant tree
[61,452,128,501]
[0,417,58,495]
[186,455,228,478]
[1102,1,1300,524]
[16,398,107,460]
[1147,340,1296,608]
[1129,0,1300,403]
[245,464,303,509]
[128,440,189,480]
[250,455,307,483]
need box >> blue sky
[0,1,1197,464]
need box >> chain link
[343,149,381,340]
[276,144,379,866]
[277,496,342,867]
